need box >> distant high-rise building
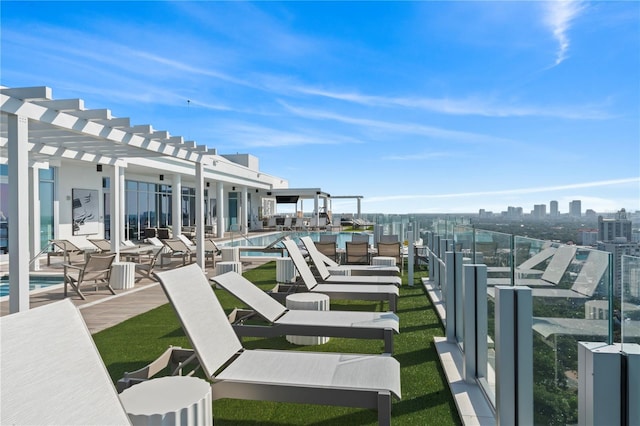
[569,200,582,217]
[506,206,523,219]
[578,228,598,245]
[597,240,640,297]
[585,209,597,220]
[598,209,632,242]
[533,204,546,219]
[550,200,559,217]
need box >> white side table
[119,376,212,426]
[110,262,136,290]
[372,256,397,267]
[285,293,330,345]
[276,257,297,283]
[220,247,240,262]
[216,261,243,276]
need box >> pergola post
[216,181,225,238]
[8,114,30,313]
[110,164,122,261]
[194,161,204,268]
[29,164,41,271]
[241,186,248,235]
[172,174,182,237]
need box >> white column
[172,174,182,237]
[110,164,122,261]
[29,164,41,271]
[216,181,225,238]
[357,198,361,218]
[194,162,205,269]
[241,186,248,235]
[8,114,30,313]
[495,285,533,426]
[314,194,319,226]
[119,167,126,242]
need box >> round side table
[215,261,243,276]
[285,293,330,345]
[372,256,397,267]
[220,247,240,262]
[119,376,212,426]
[110,262,136,290]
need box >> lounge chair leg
[378,391,392,426]
[390,295,397,313]
[383,329,394,354]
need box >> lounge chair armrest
[228,308,256,324]
[116,346,197,392]
[62,263,83,272]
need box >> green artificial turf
[94,261,461,425]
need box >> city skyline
[1,1,638,214]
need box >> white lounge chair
[153,264,401,424]
[300,236,399,277]
[281,239,399,312]
[285,239,401,286]
[0,300,132,425]
[212,271,399,353]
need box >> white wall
[57,161,104,239]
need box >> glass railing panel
[621,255,640,350]
[524,244,611,425]
[473,229,510,405]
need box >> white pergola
[0,86,222,313]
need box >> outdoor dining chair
[63,253,117,299]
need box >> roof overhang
[265,188,331,202]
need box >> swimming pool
[0,275,64,297]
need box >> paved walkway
[1,257,271,334]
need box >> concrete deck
[1,256,272,333]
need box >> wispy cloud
[280,102,514,144]
[290,85,610,119]
[383,152,453,161]
[206,121,363,149]
[365,177,640,203]
[543,0,586,66]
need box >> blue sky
[2,1,639,215]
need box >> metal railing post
[495,285,533,426]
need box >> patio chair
[346,241,370,265]
[149,264,401,424]
[319,234,338,243]
[379,234,399,243]
[280,240,399,312]
[300,237,399,277]
[0,300,132,425]
[161,239,193,266]
[287,239,401,286]
[203,238,220,267]
[212,271,399,353]
[315,241,338,263]
[88,238,112,252]
[352,234,371,244]
[176,234,196,250]
[377,242,402,266]
[63,253,117,300]
[135,248,163,282]
[157,227,171,239]
[47,239,85,265]
[292,217,306,230]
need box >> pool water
[0,276,64,297]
